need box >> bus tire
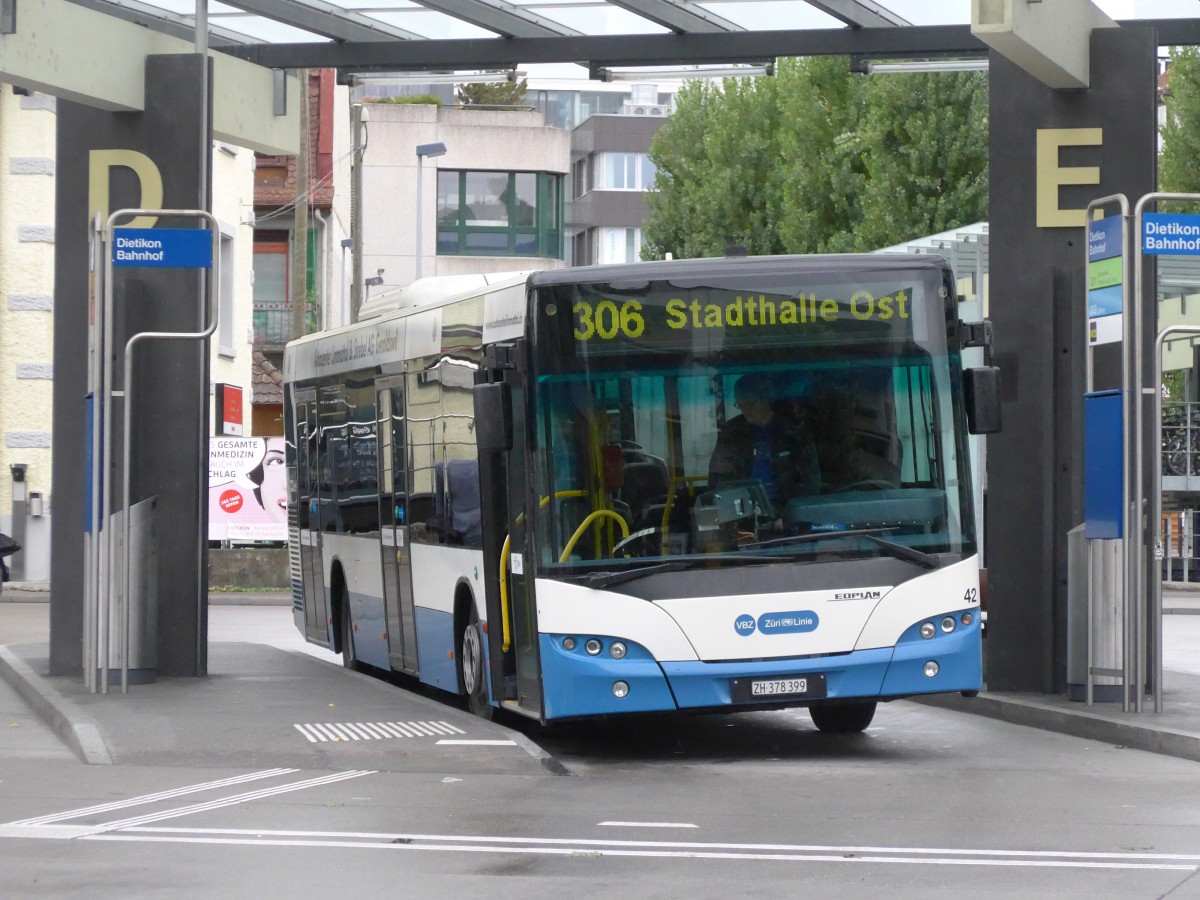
[458,604,492,720]
[808,700,876,733]
[340,590,361,672]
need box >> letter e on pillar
[1036,128,1102,228]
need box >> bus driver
[708,373,821,510]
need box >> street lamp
[415,141,447,281]
[365,269,385,300]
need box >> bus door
[295,389,326,642]
[477,349,543,719]
[505,368,543,715]
[376,377,418,673]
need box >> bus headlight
[585,639,602,656]
[919,622,936,640]
[924,660,940,678]
[612,681,630,698]
[609,641,627,659]
[940,616,956,633]
[563,637,576,651]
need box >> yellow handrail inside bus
[499,489,592,653]
[561,509,629,563]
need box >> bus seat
[446,458,482,548]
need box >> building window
[597,152,657,191]
[571,157,594,200]
[436,170,563,259]
[597,227,642,265]
[253,236,290,346]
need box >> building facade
[356,102,572,295]
[252,69,352,436]
[567,110,666,266]
[0,86,260,581]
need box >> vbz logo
[734,614,756,636]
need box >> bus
[283,254,999,733]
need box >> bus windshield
[529,263,976,576]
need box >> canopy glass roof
[67,0,1200,75]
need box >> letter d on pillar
[88,150,164,228]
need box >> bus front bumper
[538,610,981,720]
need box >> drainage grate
[293,721,467,743]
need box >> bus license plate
[731,673,827,703]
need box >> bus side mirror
[964,366,1001,435]
[474,383,513,452]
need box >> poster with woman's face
[208,437,288,542]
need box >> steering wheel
[837,479,898,492]
[612,526,661,557]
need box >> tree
[456,77,528,107]
[1161,47,1200,195]
[643,58,989,259]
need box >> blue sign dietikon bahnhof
[112,227,212,268]
[1142,213,1200,256]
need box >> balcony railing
[254,305,319,347]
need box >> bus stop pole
[1085,195,1130,709]
[1155,324,1200,713]
[1134,191,1200,713]
[103,208,219,693]
[1128,202,1137,710]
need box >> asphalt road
[2,602,1200,899]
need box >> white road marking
[0,824,113,840]
[4,769,299,827]
[313,723,342,741]
[293,721,466,742]
[435,740,517,746]
[599,821,699,829]
[94,771,376,831]
[295,724,326,742]
[72,827,1200,871]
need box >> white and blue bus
[283,254,999,732]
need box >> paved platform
[2,589,1200,768]
[0,598,558,773]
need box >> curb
[0,645,114,765]
[912,692,1200,764]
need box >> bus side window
[339,379,379,535]
[318,385,344,533]
[407,356,444,544]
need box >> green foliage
[643,58,989,259]
[365,94,442,105]
[1161,48,1200,196]
[456,78,529,107]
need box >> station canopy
[64,0,1200,78]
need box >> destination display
[549,279,927,355]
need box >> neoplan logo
[833,590,882,601]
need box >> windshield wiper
[572,552,800,589]
[577,559,700,588]
[741,528,941,570]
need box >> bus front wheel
[458,605,493,720]
[808,700,876,733]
